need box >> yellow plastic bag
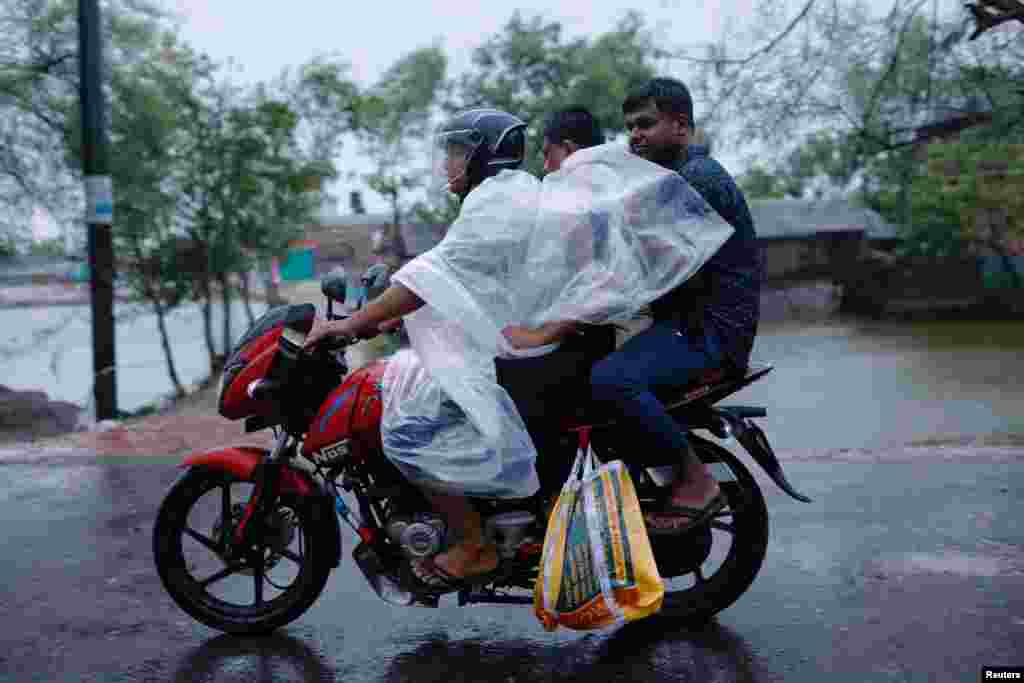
[534,429,664,631]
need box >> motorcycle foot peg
[411,593,440,608]
[645,464,683,487]
[352,542,414,607]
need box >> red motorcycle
[152,274,811,635]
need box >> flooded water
[1,303,1021,450]
[0,301,259,415]
[736,319,1024,450]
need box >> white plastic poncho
[381,143,735,499]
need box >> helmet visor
[428,127,481,201]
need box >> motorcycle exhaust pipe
[351,543,437,608]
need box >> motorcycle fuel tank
[302,360,387,460]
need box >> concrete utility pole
[79,0,117,419]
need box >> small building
[0,255,83,286]
[277,240,319,282]
[305,211,445,279]
[306,200,899,287]
[748,198,899,283]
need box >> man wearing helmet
[305,100,739,589]
[304,108,532,590]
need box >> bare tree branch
[861,0,931,127]
[668,0,820,66]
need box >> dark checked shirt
[650,144,763,369]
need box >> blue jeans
[590,319,724,467]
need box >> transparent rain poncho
[381,143,735,499]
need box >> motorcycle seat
[558,363,771,432]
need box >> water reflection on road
[0,301,255,413]
[381,621,762,683]
[165,620,765,683]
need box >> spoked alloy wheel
[152,466,332,635]
[638,440,770,622]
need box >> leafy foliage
[907,141,1024,265]
[708,0,1022,259]
[359,45,447,237]
[456,11,661,176]
[0,0,169,243]
[1,0,360,382]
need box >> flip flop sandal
[644,492,727,536]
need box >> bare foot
[432,543,499,580]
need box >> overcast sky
[36,0,967,238]
[159,0,768,215]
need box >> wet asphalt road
[1,452,1021,683]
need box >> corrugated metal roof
[313,214,445,257]
[0,257,81,280]
[318,199,900,248]
[749,199,899,241]
[316,212,392,227]
[399,223,445,255]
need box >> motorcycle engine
[385,513,447,560]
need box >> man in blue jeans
[592,77,763,534]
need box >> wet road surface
[1,452,1021,683]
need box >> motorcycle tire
[152,466,333,635]
[653,439,770,622]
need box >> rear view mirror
[362,263,392,302]
[321,272,347,303]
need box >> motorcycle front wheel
[152,466,333,635]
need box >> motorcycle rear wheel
[152,466,333,635]
[648,439,769,622]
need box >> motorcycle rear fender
[181,446,343,567]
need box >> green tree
[737,165,792,199]
[254,55,361,307]
[695,0,1021,257]
[670,0,1023,164]
[106,36,202,396]
[279,55,361,163]
[910,141,1024,283]
[0,0,169,245]
[171,66,329,372]
[456,11,661,176]
[14,1,203,396]
[358,45,447,264]
[27,237,66,257]
[227,96,331,326]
